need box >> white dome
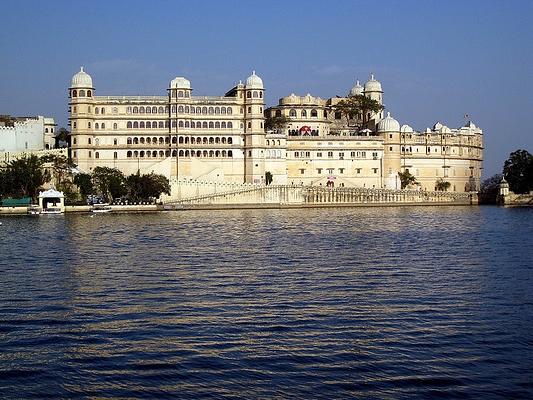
[364,73,382,92]
[245,70,263,89]
[349,79,364,96]
[170,77,191,89]
[71,67,93,88]
[377,112,400,132]
[401,124,414,133]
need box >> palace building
[68,68,483,192]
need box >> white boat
[41,207,63,214]
[27,205,42,215]
[92,203,112,213]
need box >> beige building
[68,68,483,192]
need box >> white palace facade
[68,68,483,192]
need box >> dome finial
[80,66,84,72]
[387,111,391,118]
[370,73,375,80]
[252,70,256,75]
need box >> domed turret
[349,79,364,96]
[170,77,191,89]
[401,124,414,133]
[71,67,93,88]
[364,73,382,93]
[377,112,400,132]
[245,70,263,89]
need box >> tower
[378,112,401,189]
[69,67,95,171]
[364,73,384,121]
[243,71,266,184]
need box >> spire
[80,66,84,72]
[252,70,256,75]
[370,73,375,80]
[387,112,391,118]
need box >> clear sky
[1,0,532,177]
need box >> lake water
[0,206,532,399]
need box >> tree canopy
[398,170,418,189]
[503,149,532,194]
[334,94,384,127]
[265,115,291,133]
[0,155,50,200]
[91,167,127,201]
[435,178,451,192]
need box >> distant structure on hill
[68,67,483,192]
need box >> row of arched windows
[171,106,233,115]
[127,106,168,114]
[127,121,167,129]
[174,121,234,129]
[126,149,233,158]
[265,150,283,158]
[126,136,234,145]
[246,91,263,98]
[71,89,92,98]
[94,107,106,114]
[288,109,320,118]
[170,90,191,98]
[266,139,282,146]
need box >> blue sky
[1,0,532,176]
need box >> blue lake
[0,206,532,399]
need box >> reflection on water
[0,206,532,399]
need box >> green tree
[54,128,70,148]
[398,170,418,189]
[503,149,533,194]
[92,167,126,201]
[479,174,502,204]
[334,94,384,127]
[3,155,50,200]
[265,171,273,185]
[435,178,451,191]
[74,173,94,197]
[265,115,291,133]
[125,172,170,202]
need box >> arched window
[209,137,214,144]
[79,90,85,97]
[133,151,138,157]
[145,107,151,114]
[95,152,99,159]
[165,106,169,113]
[127,137,132,144]
[179,121,184,128]
[311,109,318,117]
[172,150,177,156]
[172,120,177,128]
[159,151,164,157]
[221,107,226,115]
[214,107,220,114]
[185,137,189,144]
[215,150,220,157]
[152,121,157,128]
[101,123,105,129]
[215,137,220,144]
[260,92,263,98]
[202,107,207,114]
[146,137,151,144]
[209,122,214,129]
[222,137,226,144]
[185,150,190,156]
[146,151,151,158]
[196,107,201,113]
[190,122,195,129]
[209,150,214,157]
[185,106,189,113]
[289,109,297,117]
[133,121,139,129]
[222,150,227,157]
[184,121,189,128]
[228,122,233,128]
[158,106,164,113]
[203,150,208,157]
[140,121,145,128]
[215,121,220,128]
[228,137,233,144]
[113,123,117,130]
[253,91,258,98]
[165,121,169,128]
[228,150,233,157]
[171,105,176,113]
[179,136,184,144]
[95,123,99,129]
[191,107,195,114]
[139,106,145,114]
[114,138,118,145]
[159,137,164,144]
[203,137,208,144]
[247,91,252,98]
[165,150,170,156]
[178,90,184,98]
[95,108,99,115]
[172,136,177,144]
[178,105,184,113]
[301,110,307,118]
[152,107,157,113]
[140,137,145,144]
[73,137,77,144]
[196,150,201,157]
[127,106,132,114]
[248,122,251,128]
[133,137,139,144]
[72,90,77,97]
[127,151,132,158]
[140,151,145,158]
[88,122,91,129]
[227,107,232,114]
[191,137,196,144]
[208,107,214,114]
[179,150,184,156]
[101,108,105,114]
[152,150,157,157]
[133,107,139,114]
[202,122,208,128]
